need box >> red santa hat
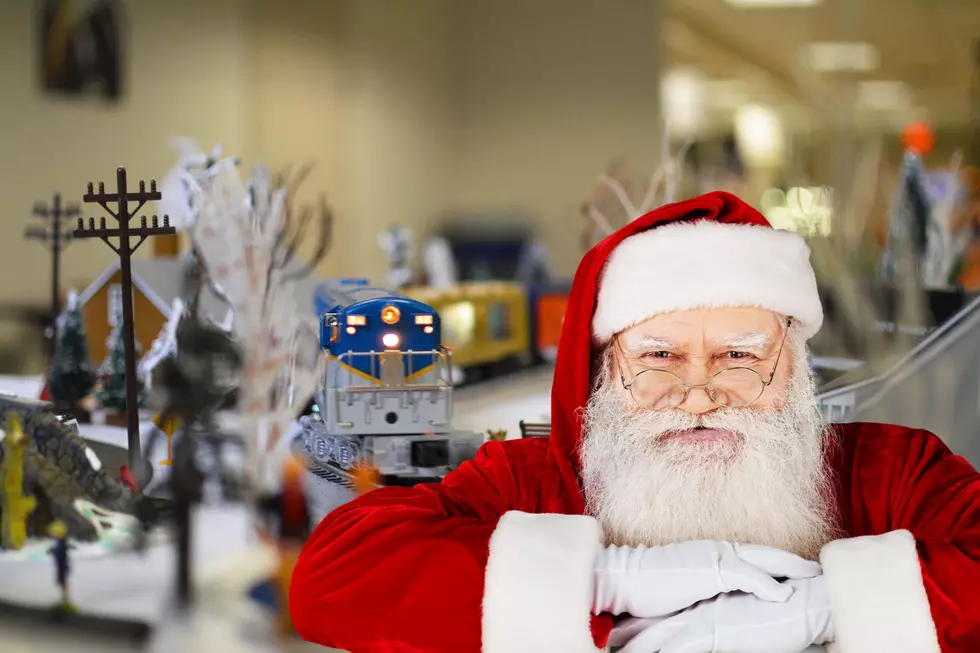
[550,191,823,468]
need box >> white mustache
[619,405,779,440]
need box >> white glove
[615,576,834,653]
[593,541,821,619]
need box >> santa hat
[550,191,822,469]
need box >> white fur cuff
[592,220,823,343]
[820,530,940,653]
[482,511,606,653]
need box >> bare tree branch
[281,196,333,281]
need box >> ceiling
[664,0,980,132]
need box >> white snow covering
[83,445,102,472]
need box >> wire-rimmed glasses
[618,319,792,409]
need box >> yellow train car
[406,281,530,372]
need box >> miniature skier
[47,520,75,611]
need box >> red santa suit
[290,191,980,653]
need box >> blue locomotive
[296,279,483,494]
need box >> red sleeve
[821,425,980,653]
[289,439,611,653]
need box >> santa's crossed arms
[290,192,980,653]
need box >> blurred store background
[1,1,980,650]
[1,0,976,374]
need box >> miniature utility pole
[25,193,80,361]
[73,168,175,469]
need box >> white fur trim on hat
[592,220,823,343]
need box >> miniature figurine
[486,428,507,442]
[1,412,37,550]
[378,224,415,288]
[351,463,382,496]
[47,520,76,611]
[151,409,181,466]
[119,464,138,493]
[256,455,312,637]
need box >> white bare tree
[158,138,227,232]
[138,297,186,391]
[582,130,693,250]
[186,159,333,488]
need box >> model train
[403,280,572,382]
[296,279,484,494]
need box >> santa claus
[290,191,980,653]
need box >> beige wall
[0,0,252,371]
[0,0,665,371]
[0,0,253,298]
[449,0,664,277]
[250,0,664,280]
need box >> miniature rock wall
[0,393,136,543]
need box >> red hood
[548,191,770,469]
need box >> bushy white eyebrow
[713,332,773,349]
[624,331,773,355]
[622,336,675,353]
[623,331,774,353]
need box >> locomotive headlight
[346,326,357,335]
[381,306,400,324]
[382,332,400,349]
[423,325,434,334]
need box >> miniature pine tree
[49,292,96,411]
[97,304,148,412]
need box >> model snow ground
[0,371,553,651]
[0,509,334,652]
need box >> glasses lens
[629,369,686,408]
[707,368,765,407]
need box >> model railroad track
[291,436,356,489]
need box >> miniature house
[78,256,324,369]
[78,257,211,366]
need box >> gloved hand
[614,576,834,653]
[593,541,821,619]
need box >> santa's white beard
[580,340,842,561]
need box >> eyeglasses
[616,319,792,409]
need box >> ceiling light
[734,105,786,168]
[805,42,879,72]
[725,0,821,6]
[662,69,708,137]
[857,81,912,110]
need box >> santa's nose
[677,386,718,415]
